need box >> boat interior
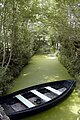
[2,86,67,114]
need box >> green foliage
[55,0,80,82]
[0,0,80,94]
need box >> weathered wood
[0,105,10,120]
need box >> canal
[8,54,80,120]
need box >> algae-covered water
[8,55,80,120]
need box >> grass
[8,54,73,93]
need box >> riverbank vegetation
[0,0,80,94]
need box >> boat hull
[0,80,76,120]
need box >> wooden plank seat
[30,90,51,102]
[15,94,35,108]
[45,86,64,95]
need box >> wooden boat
[0,80,76,120]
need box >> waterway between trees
[8,54,80,120]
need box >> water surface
[8,55,80,120]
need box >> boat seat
[45,86,62,95]
[30,90,51,102]
[15,94,35,108]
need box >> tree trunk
[2,1,7,68]
[2,0,15,75]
